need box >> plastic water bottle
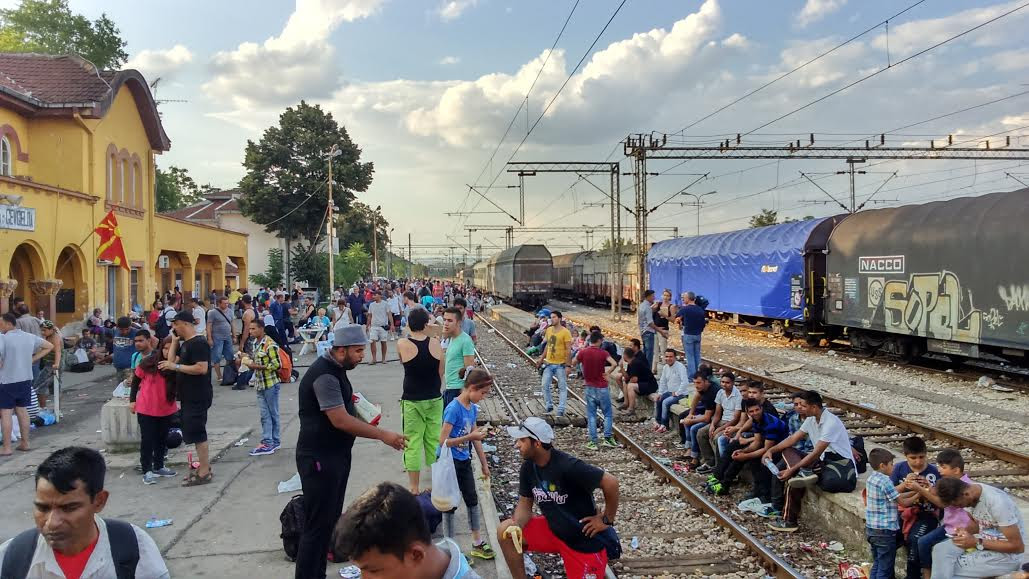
[630,536,639,549]
[764,458,780,476]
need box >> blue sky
[33,0,1029,261]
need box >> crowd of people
[4,276,1026,579]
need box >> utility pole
[325,144,342,292]
[371,205,381,277]
[841,159,866,213]
[408,233,412,270]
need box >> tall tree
[0,0,127,69]
[336,201,390,258]
[155,166,211,212]
[748,208,779,228]
[238,101,374,250]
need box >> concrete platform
[486,304,1029,570]
[0,340,506,579]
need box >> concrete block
[101,397,140,453]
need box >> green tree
[249,248,283,288]
[238,101,373,251]
[0,0,127,69]
[155,166,211,212]
[783,214,815,223]
[748,208,779,228]
[338,242,370,288]
[336,201,390,258]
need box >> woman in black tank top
[396,307,444,494]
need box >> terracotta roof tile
[0,53,112,103]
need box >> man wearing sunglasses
[496,417,620,579]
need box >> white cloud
[870,0,1029,55]
[991,48,1029,71]
[438,0,477,22]
[125,45,193,81]
[796,0,847,28]
[202,0,384,109]
[405,0,725,146]
[439,55,461,65]
[722,33,749,49]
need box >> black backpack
[694,295,710,310]
[154,309,171,339]
[1,518,139,579]
[280,494,305,562]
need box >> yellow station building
[0,53,248,326]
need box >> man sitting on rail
[497,417,620,579]
[762,390,857,533]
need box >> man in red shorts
[497,417,620,579]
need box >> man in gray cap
[497,417,620,579]
[293,324,406,579]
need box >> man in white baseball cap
[497,417,621,579]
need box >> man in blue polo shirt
[710,398,788,501]
[675,291,706,380]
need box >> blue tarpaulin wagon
[647,216,843,339]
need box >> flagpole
[54,228,98,278]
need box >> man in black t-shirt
[618,348,658,415]
[159,310,214,486]
[497,417,619,579]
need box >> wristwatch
[976,536,984,551]
[601,515,613,526]
[175,363,181,371]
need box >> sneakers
[754,505,781,519]
[602,437,619,448]
[788,469,817,489]
[469,541,495,560]
[142,471,158,485]
[249,444,278,456]
[767,518,799,532]
[585,440,599,451]
[696,463,714,475]
[674,441,689,450]
[152,467,177,477]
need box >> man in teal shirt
[442,307,476,407]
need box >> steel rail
[476,315,804,579]
[565,316,1029,470]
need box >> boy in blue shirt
[440,368,495,561]
[891,436,941,578]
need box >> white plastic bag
[431,442,462,512]
[112,380,130,398]
[74,348,89,364]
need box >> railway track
[473,315,805,578]
[560,314,1029,495]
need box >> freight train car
[648,217,843,339]
[473,260,489,294]
[580,247,640,309]
[824,189,1028,362]
[491,244,553,308]
[552,251,592,300]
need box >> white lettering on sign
[858,255,905,274]
[0,206,35,231]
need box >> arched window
[133,160,143,207]
[1,137,12,176]
[106,151,116,200]
[120,158,128,204]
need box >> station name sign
[858,255,904,274]
[0,205,35,231]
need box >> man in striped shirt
[244,320,282,456]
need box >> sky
[32,0,1029,263]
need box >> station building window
[1,136,12,176]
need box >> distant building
[164,189,327,288]
[0,53,248,324]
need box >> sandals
[182,471,214,487]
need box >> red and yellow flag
[94,210,129,270]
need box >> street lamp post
[680,191,717,236]
[387,227,395,278]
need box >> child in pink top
[914,449,973,579]
[130,336,180,484]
